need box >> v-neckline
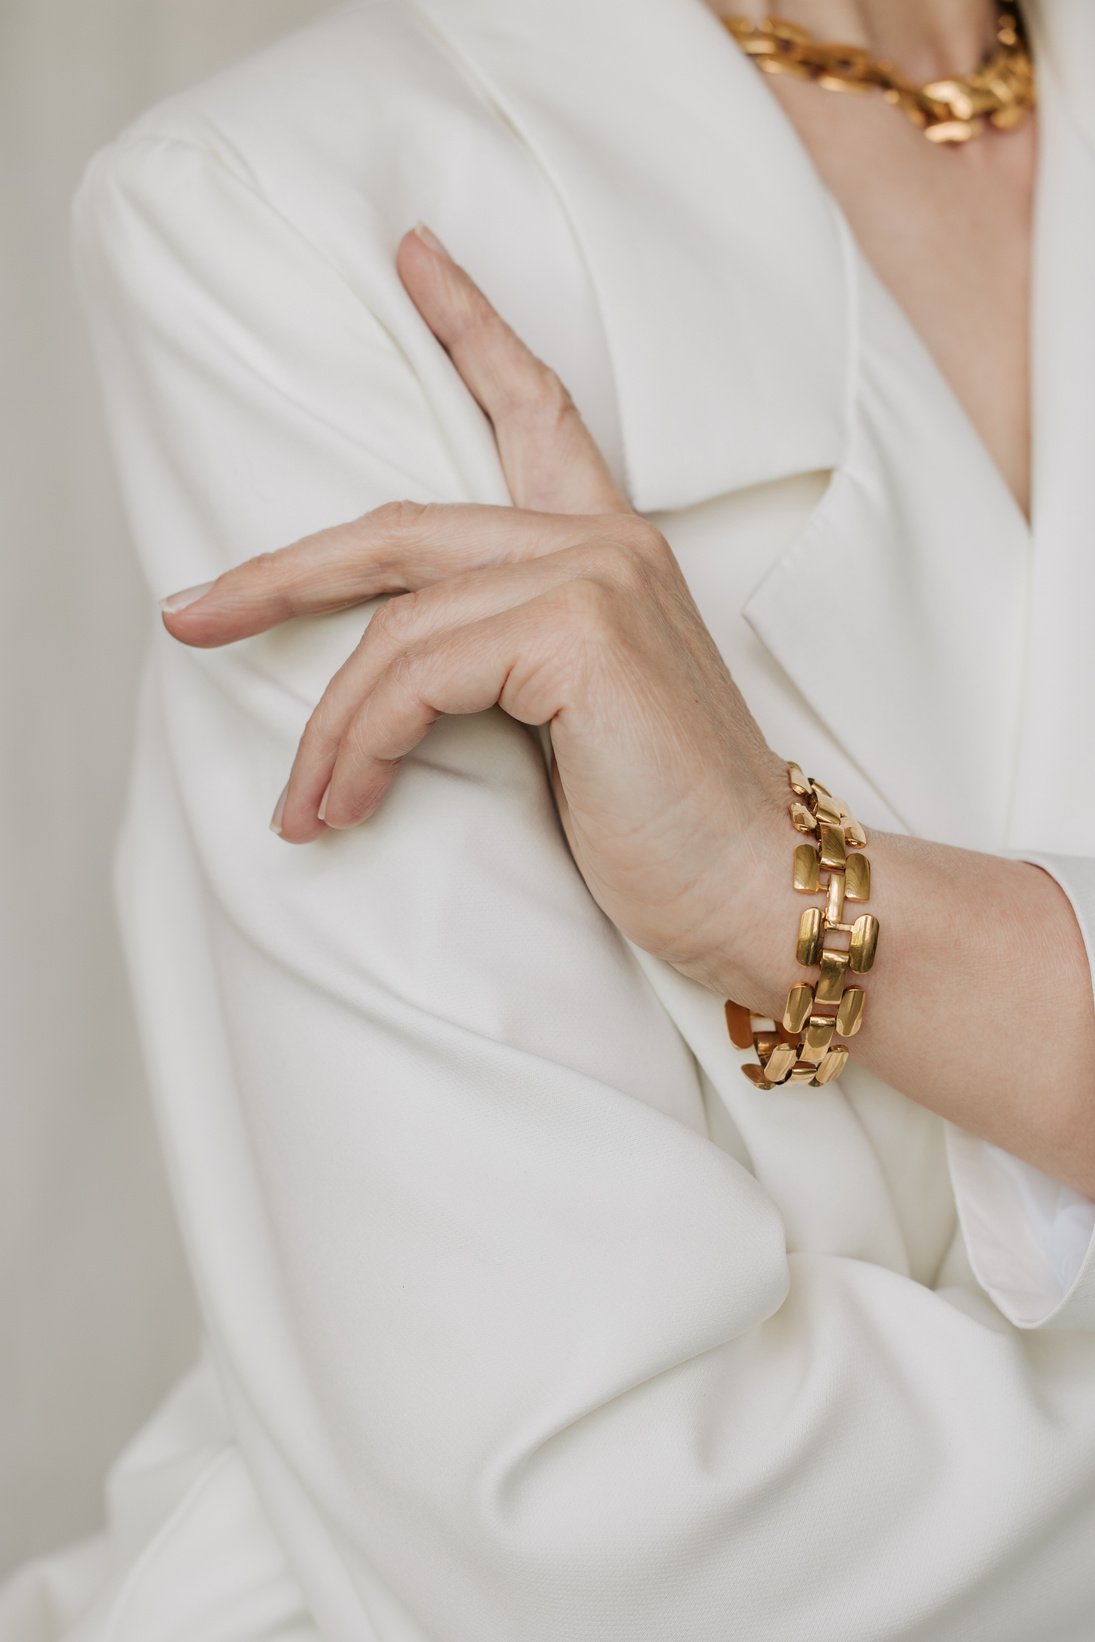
[831,183,1035,543]
[726,37,1039,543]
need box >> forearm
[738,822,1095,1196]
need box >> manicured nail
[269,782,288,834]
[161,579,214,613]
[317,780,332,823]
[413,221,450,259]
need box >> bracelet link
[725,760,878,1090]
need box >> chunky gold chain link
[725,762,878,1089]
[721,7,1034,144]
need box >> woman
[5,0,1095,1636]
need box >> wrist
[698,759,794,1010]
[710,840,793,1018]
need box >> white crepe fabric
[5,1,1095,1637]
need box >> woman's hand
[160,223,786,999]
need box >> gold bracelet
[725,761,879,1089]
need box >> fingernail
[413,221,451,259]
[161,579,215,613]
[317,780,332,823]
[269,782,288,834]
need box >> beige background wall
[0,0,334,1575]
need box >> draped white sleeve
[65,129,1095,1642]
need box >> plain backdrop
[0,0,335,1575]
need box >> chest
[759,80,1037,520]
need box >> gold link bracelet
[725,761,879,1089]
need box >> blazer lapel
[740,260,1031,849]
[410,0,850,511]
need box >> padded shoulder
[108,2,460,190]
[74,0,623,486]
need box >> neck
[714,0,1002,83]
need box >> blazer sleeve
[70,131,1095,1641]
[943,851,1095,1332]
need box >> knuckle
[385,642,423,691]
[616,514,668,562]
[532,359,574,415]
[368,497,432,539]
[367,590,419,646]
[504,354,575,424]
[244,546,292,586]
[231,544,308,615]
[587,521,662,593]
[602,539,652,594]
[561,573,621,631]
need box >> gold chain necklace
[721,6,1035,143]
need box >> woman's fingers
[162,226,651,842]
[275,527,662,841]
[160,501,590,646]
[397,225,629,516]
[319,587,579,829]
[160,225,631,641]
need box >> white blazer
[6,1,1095,1637]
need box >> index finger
[397,223,629,516]
[159,500,586,646]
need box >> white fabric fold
[6,2,1095,1634]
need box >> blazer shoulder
[71,0,465,223]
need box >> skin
[161,4,1095,1198]
[720,0,1034,519]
